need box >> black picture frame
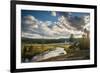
[11,1,97,73]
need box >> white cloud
[22,32,42,38]
[22,15,89,39]
[58,16,77,30]
[51,11,56,16]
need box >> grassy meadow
[21,37,90,62]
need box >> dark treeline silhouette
[22,37,70,44]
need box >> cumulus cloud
[51,11,57,16]
[21,15,90,39]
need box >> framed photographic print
[11,1,97,73]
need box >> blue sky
[21,10,58,22]
[21,10,89,22]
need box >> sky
[21,10,90,39]
[21,10,58,22]
[21,10,89,22]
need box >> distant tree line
[22,38,69,44]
